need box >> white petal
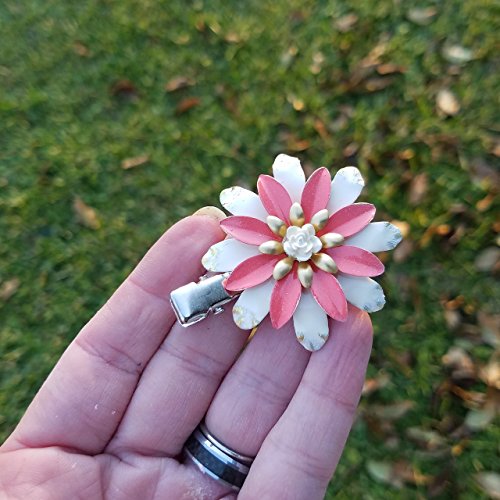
[272,154,306,202]
[202,239,260,272]
[345,222,403,252]
[337,275,386,313]
[293,291,329,351]
[327,166,365,214]
[312,236,323,254]
[220,186,268,221]
[232,279,274,329]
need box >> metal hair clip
[170,273,239,327]
[170,154,403,351]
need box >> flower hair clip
[171,154,402,351]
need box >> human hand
[0,210,372,500]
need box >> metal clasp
[170,273,239,327]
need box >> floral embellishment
[201,154,403,351]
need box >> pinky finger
[239,306,372,500]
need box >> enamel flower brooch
[199,154,402,351]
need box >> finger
[4,211,225,454]
[203,317,310,457]
[106,309,249,457]
[240,306,372,500]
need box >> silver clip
[170,273,239,327]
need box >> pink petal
[310,270,347,321]
[301,167,331,222]
[225,254,283,292]
[220,216,279,245]
[270,266,302,329]
[319,203,375,238]
[257,175,293,222]
[326,246,385,277]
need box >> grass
[1,0,499,497]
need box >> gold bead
[289,202,305,227]
[320,232,344,248]
[258,240,284,255]
[298,262,313,288]
[266,215,287,237]
[310,209,329,231]
[273,257,294,280]
[311,252,338,274]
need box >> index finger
[3,210,225,455]
[240,306,372,500]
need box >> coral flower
[202,154,402,351]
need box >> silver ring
[183,421,254,491]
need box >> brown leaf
[364,77,395,92]
[111,79,138,98]
[73,41,90,57]
[334,13,358,32]
[393,239,414,263]
[175,97,201,115]
[474,247,500,272]
[362,372,391,396]
[165,76,194,92]
[121,155,149,170]
[343,142,359,157]
[436,89,460,116]
[442,346,476,381]
[371,400,414,421]
[478,311,500,348]
[377,63,406,75]
[0,278,20,301]
[407,7,438,25]
[313,118,329,139]
[475,472,500,499]
[408,173,428,205]
[73,197,100,230]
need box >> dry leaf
[364,77,395,91]
[73,41,90,57]
[442,346,476,380]
[408,173,428,205]
[437,89,460,116]
[165,76,194,92]
[377,63,406,75]
[474,247,500,272]
[393,239,414,263]
[73,196,100,230]
[343,142,359,157]
[335,13,358,32]
[478,311,500,348]
[407,7,438,25]
[0,278,20,301]
[175,97,201,115]
[475,472,500,499]
[121,155,149,170]
[111,79,138,98]
[362,372,391,396]
[371,400,414,421]
[442,45,474,64]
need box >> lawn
[0,0,499,497]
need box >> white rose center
[283,224,323,262]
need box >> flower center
[283,224,322,262]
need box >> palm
[0,214,372,500]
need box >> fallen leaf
[408,173,428,205]
[371,400,414,421]
[406,427,447,449]
[465,405,496,431]
[175,97,201,115]
[0,278,20,301]
[313,118,329,139]
[479,359,500,389]
[377,63,406,75]
[437,89,460,116]
[478,311,500,348]
[73,41,90,57]
[407,7,438,25]
[165,76,194,92]
[224,32,242,43]
[362,372,391,396]
[475,472,500,499]
[474,247,500,272]
[366,460,398,487]
[442,45,474,64]
[442,346,476,381]
[111,79,138,98]
[121,155,149,170]
[335,13,358,32]
[73,197,100,230]
[343,142,359,157]
[393,239,414,263]
[391,220,410,238]
[444,309,461,331]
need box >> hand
[0,210,372,500]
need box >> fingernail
[193,206,226,221]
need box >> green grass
[1,0,499,497]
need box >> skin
[0,211,373,500]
